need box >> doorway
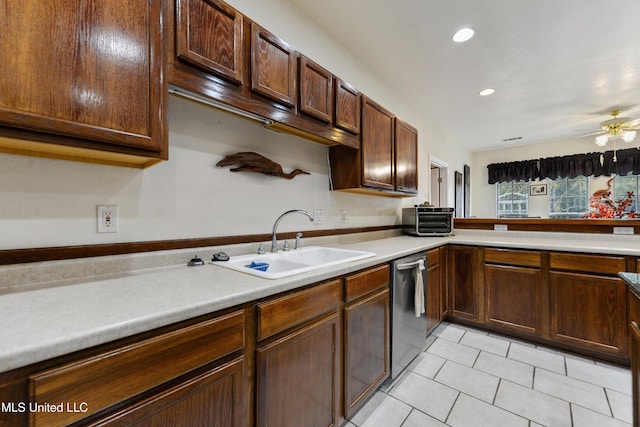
[429,155,448,208]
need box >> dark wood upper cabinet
[0,0,167,167]
[335,78,361,134]
[361,97,395,190]
[329,97,418,197]
[394,118,418,193]
[250,23,297,108]
[176,0,244,85]
[299,55,333,123]
[169,0,359,149]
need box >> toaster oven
[402,207,454,236]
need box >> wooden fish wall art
[216,152,310,180]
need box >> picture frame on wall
[463,164,470,218]
[530,183,547,196]
[455,171,463,217]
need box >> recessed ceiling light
[452,28,474,43]
[478,88,495,96]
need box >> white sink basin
[213,246,376,279]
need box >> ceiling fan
[592,109,639,147]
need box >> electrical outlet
[313,209,324,225]
[97,205,118,233]
[341,209,348,223]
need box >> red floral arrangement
[583,191,638,218]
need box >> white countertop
[1,229,639,374]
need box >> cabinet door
[361,97,394,190]
[426,248,442,333]
[344,289,389,417]
[394,118,418,194]
[91,357,245,427]
[334,78,361,135]
[299,55,333,123]
[0,0,166,153]
[176,0,244,84]
[449,246,480,321]
[631,321,640,427]
[256,313,340,427]
[485,264,541,335]
[251,22,297,107]
[550,271,627,355]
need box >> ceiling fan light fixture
[452,28,474,43]
[622,130,636,142]
[595,134,609,146]
[478,88,495,96]
[592,110,640,147]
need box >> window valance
[487,147,640,183]
[538,151,606,180]
[487,160,539,184]
[603,148,640,176]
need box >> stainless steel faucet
[271,209,314,253]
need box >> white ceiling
[284,0,640,152]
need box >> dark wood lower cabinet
[550,271,627,356]
[449,246,480,321]
[631,321,640,427]
[485,264,541,335]
[628,288,640,427]
[256,313,341,427]
[426,248,443,333]
[344,289,389,417]
[91,357,245,427]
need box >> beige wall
[471,136,634,217]
[0,0,471,250]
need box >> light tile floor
[345,322,633,427]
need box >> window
[496,181,529,218]
[548,176,589,218]
[614,173,640,213]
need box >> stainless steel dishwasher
[387,251,428,383]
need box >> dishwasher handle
[396,258,426,271]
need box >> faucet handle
[295,232,303,250]
[257,243,265,254]
[283,241,290,251]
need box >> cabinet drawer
[29,310,245,427]
[257,280,341,341]
[485,248,541,268]
[344,264,390,303]
[550,252,625,275]
[427,248,440,268]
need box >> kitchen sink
[213,246,376,279]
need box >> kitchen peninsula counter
[1,229,639,374]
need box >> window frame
[496,180,529,218]
[547,176,590,218]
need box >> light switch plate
[313,209,324,225]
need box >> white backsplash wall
[0,96,402,250]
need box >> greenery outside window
[613,173,639,213]
[497,181,529,218]
[548,176,589,218]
